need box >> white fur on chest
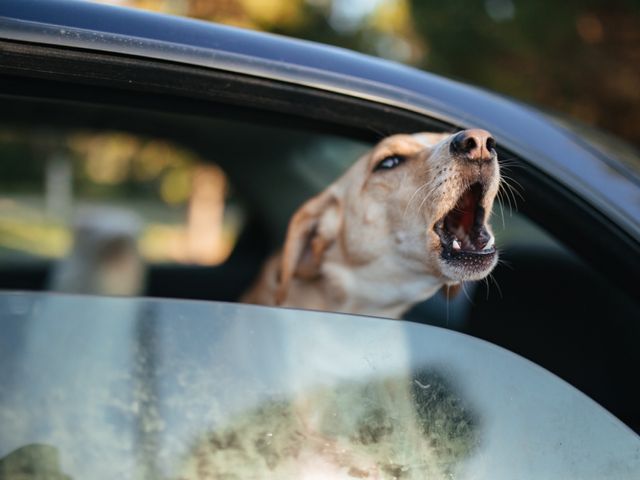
[322,253,442,317]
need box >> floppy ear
[276,191,341,305]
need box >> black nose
[450,129,495,162]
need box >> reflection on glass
[49,208,145,296]
[0,293,638,479]
[180,368,478,479]
[0,128,241,268]
[0,444,71,480]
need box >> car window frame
[0,38,639,300]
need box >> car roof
[1,0,639,237]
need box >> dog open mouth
[434,182,496,269]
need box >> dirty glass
[0,292,638,480]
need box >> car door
[1,3,639,436]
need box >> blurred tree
[408,0,640,145]
[75,0,640,146]
[104,0,422,62]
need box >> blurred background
[93,0,640,147]
[1,0,639,279]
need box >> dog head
[276,130,501,307]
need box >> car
[0,0,638,478]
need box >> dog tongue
[459,190,476,232]
[451,188,476,234]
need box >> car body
[0,0,639,478]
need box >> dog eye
[374,155,405,172]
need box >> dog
[176,130,501,480]
[243,129,501,318]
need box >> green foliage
[100,0,640,144]
[406,0,640,146]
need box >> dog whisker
[497,154,523,166]
[501,177,525,205]
[445,288,451,328]
[496,192,507,229]
[403,181,433,220]
[497,159,522,168]
[496,257,514,270]
[482,276,490,301]
[461,282,475,305]
[488,272,503,299]
[506,184,523,214]
[498,177,520,216]
[415,184,441,216]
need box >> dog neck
[318,253,443,318]
[243,250,443,319]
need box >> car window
[544,113,640,175]
[0,127,242,265]
[0,113,370,297]
[1,90,637,437]
[0,292,637,480]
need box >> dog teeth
[483,236,495,250]
[452,239,461,250]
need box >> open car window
[0,127,243,267]
[0,292,638,480]
[1,93,638,438]
[0,114,370,298]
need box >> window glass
[1,97,637,441]
[545,113,640,173]
[0,114,370,297]
[0,127,241,266]
[0,292,637,480]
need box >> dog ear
[276,191,341,305]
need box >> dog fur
[243,130,501,318]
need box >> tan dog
[243,129,501,318]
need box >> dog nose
[450,129,495,162]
